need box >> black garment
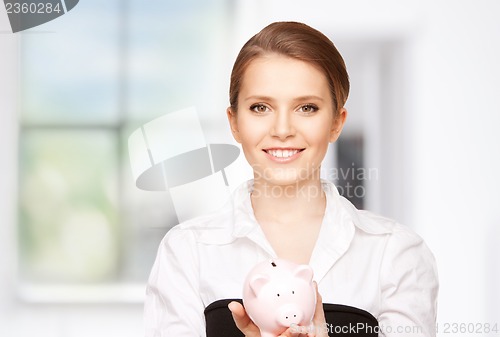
[205,299,378,337]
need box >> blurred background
[1,0,499,336]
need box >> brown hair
[229,21,350,116]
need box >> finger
[279,324,310,337]
[228,301,261,336]
[312,282,326,323]
[308,282,327,337]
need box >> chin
[257,169,315,187]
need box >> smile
[265,149,300,158]
[263,148,305,161]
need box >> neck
[250,178,326,226]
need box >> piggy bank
[242,258,316,337]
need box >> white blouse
[144,180,438,337]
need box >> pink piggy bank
[242,258,316,337]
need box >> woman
[144,22,438,337]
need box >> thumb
[228,301,260,336]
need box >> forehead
[239,54,331,100]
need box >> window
[18,0,231,301]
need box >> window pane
[120,0,231,282]
[18,130,119,283]
[119,126,178,282]
[20,0,121,125]
[127,0,229,121]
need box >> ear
[249,274,270,296]
[329,108,347,143]
[226,107,242,143]
[293,265,314,283]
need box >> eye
[250,103,270,114]
[298,104,318,114]
[292,290,295,295]
[277,293,280,297]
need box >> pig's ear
[249,274,270,296]
[293,265,313,282]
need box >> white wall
[409,0,500,327]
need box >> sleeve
[144,226,206,337]
[378,226,439,337]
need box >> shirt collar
[231,179,393,236]
[195,179,392,246]
[231,180,260,238]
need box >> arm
[144,227,205,337]
[378,227,439,337]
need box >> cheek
[303,120,332,148]
[237,117,268,145]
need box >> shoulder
[338,199,438,285]
[339,195,419,239]
[337,195,435,263]
[346,205,437,275]
[323,179,419,239]
[358,209,423,243]
[322,179,430,252]
[163,180,256,245]
[162,197,236,247]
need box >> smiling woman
[144,21,438,337]
[227,54,344,190]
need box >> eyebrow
[242,95,325,103]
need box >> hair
[229,21,350,116]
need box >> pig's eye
[276,293,280,297]
[292,291,295,295]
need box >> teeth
[267,149,299,158]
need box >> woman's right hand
[228,282,327,337]
[228,301,262,337]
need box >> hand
[228,300,262,337]
[298,281,328,337]
[228,282,328,337]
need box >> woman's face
[227,54,346,187]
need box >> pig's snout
[277,304,304,327]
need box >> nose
[277,304,303,327]
[271,111,295,140]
